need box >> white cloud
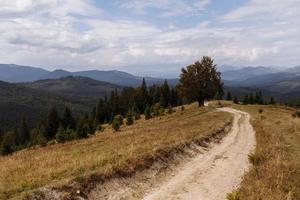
[116,0,211,17]
[0,0,299,74]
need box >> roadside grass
[0,103,232,199]
[211,101,300,200]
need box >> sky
[0,0,299,77]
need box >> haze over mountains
[0,64,166,87]
[1,63,300,100]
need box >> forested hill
[20,76,123,98]
[0,81,90,129]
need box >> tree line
[225,91,276,105]
[0,79,183,155]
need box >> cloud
[116,0,211,17]
[0,0,299,74]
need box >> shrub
[116,115,124,125]
[144,105,151,120]
[159,107,165,116]
[126,110,134,126]
[167,105,173,114]
[258,109,263,114]
[112,116,121,132]
[55,126,67,143]
[153,103,161,116]
[181,105,185,111]
[292,110,300,118]
[248,151,265,165]
[226,191,240,200]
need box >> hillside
[0,104,232,199]
[0,81,90,129]
[20,76,123,98]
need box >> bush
[0,131,16,155]
[144,105,151,120]
[159,107,165,116]
[181,105,185,111]
[248,151,265,165]
[112,116,121,132]
[292,110,300,118]
[153,103,161,116]
[226,191,240,200]
[126,110,134,126]
[167,105,173,114]
[258,109,263,114]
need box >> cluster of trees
[0,79,183,155]
[225,91,276,105]
[1,56,225,155]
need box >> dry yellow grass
[0,103,232,199]
[211,101,300,200]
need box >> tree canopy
[177,56,223,106]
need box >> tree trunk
[197,99,204,107]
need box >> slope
[0,81,90,129]
[20,76,123,98]
[0,103,232,200]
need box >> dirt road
[87,107,256,200]
[141,107,256,200]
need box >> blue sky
[0,0,299,77]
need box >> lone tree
[177,56,223,106]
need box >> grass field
[0,103,232,199]
[211,101,300,200]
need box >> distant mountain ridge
[20,76,123,98]
[0,64,167,86]
[221,66,280,81]
[0,64,48,82]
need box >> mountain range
[1,63,300,101]
[0,64,167,87]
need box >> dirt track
[87,107,256,200]
[141,107,256,200]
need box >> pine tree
[226,92,232,101]
[243,94,249,105]
[161,79,170,107]
[18,117,30,146]
[112,116,120,132]
[136,78,148,112]
[76,119,88,139]
[144,105,151,120]
[0,128,3,142]
[45,107,60,140]
[62,106,76,130]
[132,104,141,120]
[269,96,276,104]
[126,110,134,125]
[249,93,254,104]
[1,131,15,155]
[255,91,264,104]
[95,99,105,124]
[55,125,67,143]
